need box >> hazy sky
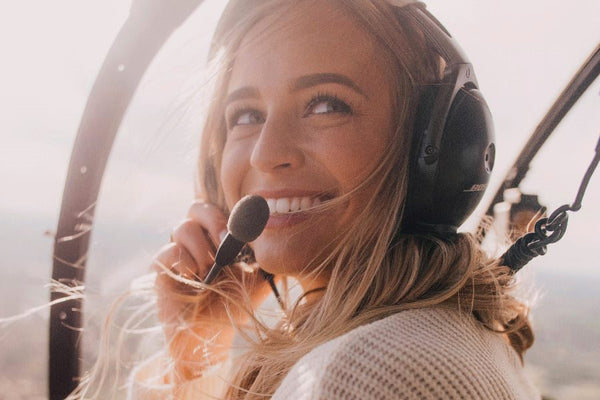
[0,0,599,287]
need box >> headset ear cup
[397,6,495,234]
[403,85,495,233]
[430,87,495,228]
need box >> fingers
[187,201,228,249]
[153,242,199,279]
[169,221,214,278]
[154,201,228,278]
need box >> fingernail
[219,230,227,243]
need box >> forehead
[227,1,388,95]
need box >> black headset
[49,2,493,396]
[399,3,496,233]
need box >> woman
[132,0,539,398]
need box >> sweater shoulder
[273,307,539,400]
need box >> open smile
[265,195,330,215]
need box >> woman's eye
[228,109,264,128]
[305,95,352,117]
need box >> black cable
[502,133,600,272]
[260,270,285,310]
[571,135,600,211]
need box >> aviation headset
[212,0,498,311]
[213,0,495,234]
[391,1,496,233]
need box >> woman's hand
[152,201,271,385]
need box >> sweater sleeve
[127,352,231,400]
[272,308,540,400]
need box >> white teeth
[290,197,300,212]
[267,198,277,214]
[264,196,326,214]
[300,197,312,210]
[276,198,290,213]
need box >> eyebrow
[292,73,367,98]
[224,72,367,107]
[225,86,261,107]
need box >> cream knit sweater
[130,307,539,399]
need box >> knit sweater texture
[130,306,539,399]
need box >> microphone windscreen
[227,195,270,242]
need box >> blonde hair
[182,0,534,398]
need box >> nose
[250,112,304,173]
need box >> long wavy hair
[185,0,534,398]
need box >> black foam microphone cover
[227,195,270,242]
[205,195,269,283]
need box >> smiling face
[220,1,395,289]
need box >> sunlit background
[1,1,599,399]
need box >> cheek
[319,130,388,190]
[220,140,249,207]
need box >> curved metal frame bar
[49,2,202,398]
[485,43,600,214]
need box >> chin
[251,237,302,276]
[251,230,334,288]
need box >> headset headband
[386,0,424,8]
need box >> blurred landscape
[524,272,600,399]
[0,210,599,399]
